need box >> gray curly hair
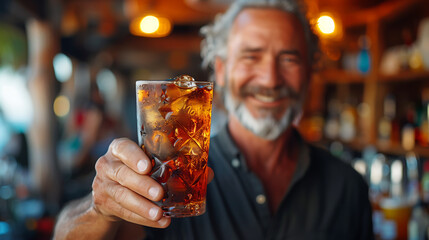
[200,0,319,71]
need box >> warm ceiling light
[317,15,335,35]
[130,14,172,38]
[140,15,159,34]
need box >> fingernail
[149,207,159,219]
[158,217,169,226]
[137,160,147,173]
[149,187,160,199]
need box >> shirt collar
[215,123,311,180]
[289,131,310,189]
[216,123,242,165]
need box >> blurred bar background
[0,0,428,239]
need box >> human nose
[257,56,281,88]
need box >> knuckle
[92,190,105,208]
[113,165,125,183]
[118,207,132,220]
[95,156,106,173]
[91,176,99,190]
[92,180,104,203]
[110,138,128,156]
[92,175,103,191]
[92,191,104,207]
[112,186,127,203]
[91,177,111,210]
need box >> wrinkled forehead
[227,8,308,53]
[231,7,304,36]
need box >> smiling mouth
[243,86,299,105]
[254,93,284,103]
[240,86,299,103]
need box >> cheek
[226,76,241,98]
[228,63,253,91]
[281,66,308,92]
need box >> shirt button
[256,194,266,205]
[231,158,240,168]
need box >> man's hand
[91,138,214,228]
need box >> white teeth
[254,94,276,103]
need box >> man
[54,0,374,239]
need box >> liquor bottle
[402,104,417,151]
[324,99,340,140]
[370,154,388,238]
[357,35,371,75]
[339,104,357,142]
[418,89,429,147]
[390,159,403,198]
[379,94,397,147]
[421,161,429,204]
[406,152,420,204]
[419,107,429,147]
[408,201,429,240]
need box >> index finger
[109,138,152,174]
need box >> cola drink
[136,75,213,217]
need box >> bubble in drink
[136,77,213,217]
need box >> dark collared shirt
[146,125,374,240]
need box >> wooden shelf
[379,70,429,83]
[318,138,429,159]
[317,69,365,84]
[310,0,429,158]
[342,0,422,27]
[317,69,429,84]
[376,143,429,159]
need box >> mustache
[239,85,300,100]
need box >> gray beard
[224,88,301,140]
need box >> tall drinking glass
[136,76,213,217]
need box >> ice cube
[159,98,200,136]
[137,84,163,105]
[158,96,187,118]
[189,125,211,152]
[137,89,149,103]
[166,173,190,203]
[144,130,175,161]
[174,74,196,89]
[151,158,173,184]
[173,127,190,149]
[173,155,207,189]
[175,74,195,82]
[164,103,200,138]
[174,118,197,137]
[158,105,174,120]
[172,124,204,153]
[192,152,208,170]
[141,104,165,125]
[165,84,184,102]
[179,137,203,156]
[189,168,205,186]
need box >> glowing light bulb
[53,53,72,83]
[53,95,70,117]
[317,15,336,35]
[391,160,403,183]
[140,15,159,34]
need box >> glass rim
[136,80,213,85]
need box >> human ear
[214,57,226,87]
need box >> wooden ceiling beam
[342,0,422,27]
